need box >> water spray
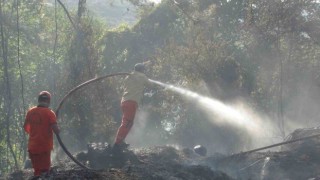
[260,157,270,180]
[149,79,320,153]
[149,79,262,134]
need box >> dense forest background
[1,0,320,175]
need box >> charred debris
[8,127,320,180]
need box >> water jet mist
[149,79,273,147]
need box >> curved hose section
[54,72,130,169]
[55,133,90,169]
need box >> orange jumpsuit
[24,106,57,176]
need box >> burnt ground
[8,145,232,180]
[7,128,320,180]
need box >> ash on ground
[8,127,320,180]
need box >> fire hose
[54,72,130,169]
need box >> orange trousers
[115,100,138,144]
[29,151,51,176]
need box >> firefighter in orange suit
[113,63,152,151]
[24,91,60,176]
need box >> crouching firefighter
[113,63,154,152]
[24,91,60,177]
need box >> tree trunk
[15,0,27,162]
[78,0,86,20]
[0,0,19,170]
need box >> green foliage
[1,0,320,174]
[148,0,320,149]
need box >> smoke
[126,110,150,147]
[284,80,320,132]
[126,107,175,148]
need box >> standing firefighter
[113,63,152,151]
[24,91,60,177]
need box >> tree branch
[56,0,76,29]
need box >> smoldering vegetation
[9,127,320,180]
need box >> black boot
[112,142,129,154]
